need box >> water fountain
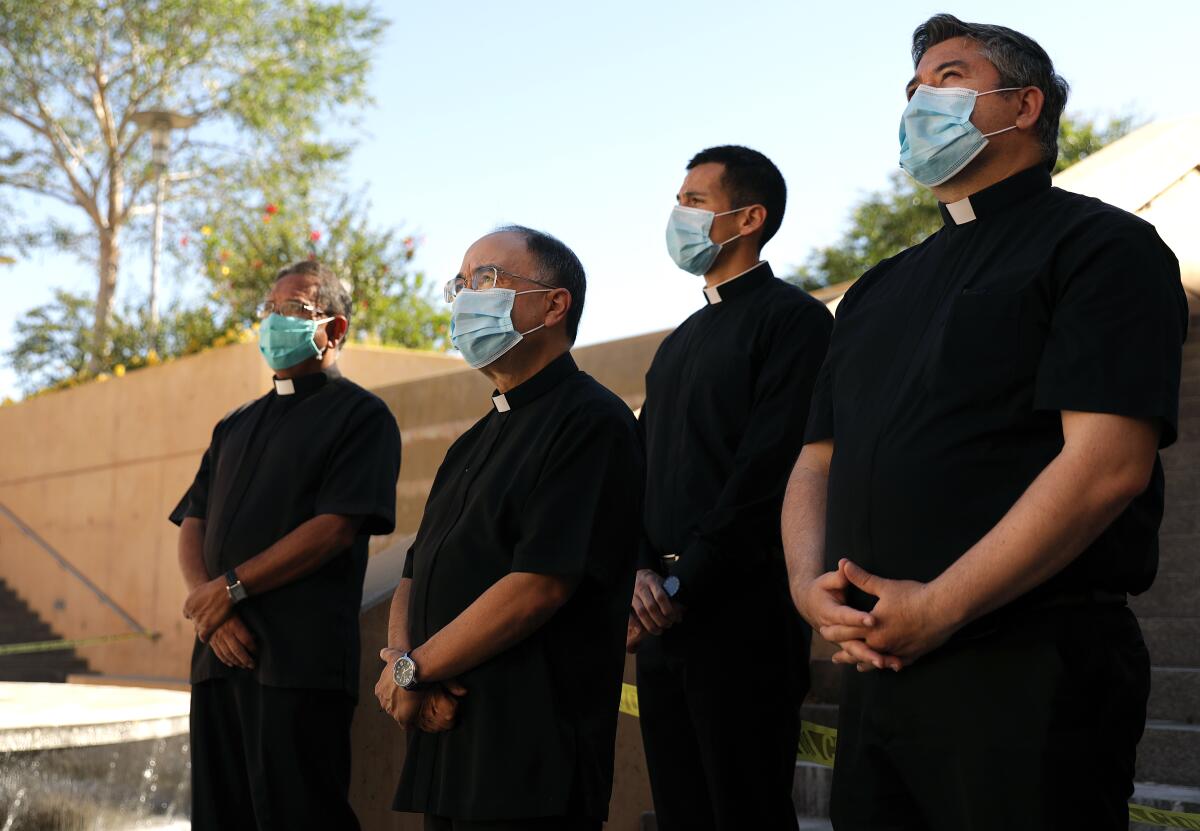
[0,683,191,830]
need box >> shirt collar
[702,261,773,305]
[490,352,578,413]
[273,364,340,397]
[938,164,1052,228]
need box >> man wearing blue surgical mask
[784,15,1186,831]
[634,146,833,830]
[171,260,402,830]
[380,227,644,831]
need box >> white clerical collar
[492,393,511,413]
[703,261,766,305]
[944,197,977,225]
[274,378,296,395]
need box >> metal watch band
[225,569,248,604]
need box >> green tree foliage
[4,289,226,395]
[188,183,450,350]
[0,0,385,371]
[788,113,1141,291]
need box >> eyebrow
[906,59,970,95]
[679,191,707,200]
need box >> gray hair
[912,14,1069,171]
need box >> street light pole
[131,110,197,354]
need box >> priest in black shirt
[377,227,643,831]
[171,260,401,831]
[632,145,833,830]
[784,16,1187,831]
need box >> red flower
[265,203,278,215]
[180,235,190,247]
[309,230,321,242]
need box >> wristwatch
[392,652,421,690]
[225,569,248,604]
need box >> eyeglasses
[257,299,328,320]
[443,265,559,303]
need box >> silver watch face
[393,655,416,688]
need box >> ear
[542,288,572,331]
[1015,86,1044,131]
[740,204,768,238]
[325,315,349,349]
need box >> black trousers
[830,604,1150,831]
[636,564,808,831]
[423,815,600,831]
[190,675,360,831]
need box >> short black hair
[912,14,1069,171]
[686,145,787,249]
[495,225,586,344]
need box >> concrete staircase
[795,319,1200,824]
[0,577,90,682]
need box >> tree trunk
[88,225,119,374]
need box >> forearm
[235,514,362,596]
[177,518,210,591]
[782,442,832,612]
[412,572,577,682]
[387,578,412,651]
[930,438,1153,629]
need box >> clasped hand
[375,648,467,732]
[183,577,234,642]
[798,559,957,672]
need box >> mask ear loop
[974,87,1024,139]
[315,315,337,354]
[512,288,556,337]
[713,205,751,247]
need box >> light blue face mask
[258,313,335,371]
[450,288,550,369]
[899,84,1020,187]
[665,205,747,276]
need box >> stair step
[1150,668,1200,724]
[1131,573,1200,617]
[1131,781,1200,831]
[1135,720,1200,787]
[1142,618,1200,666]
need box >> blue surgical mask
[258,313,335,371]
[899,85,1020,187]
[665,205,747,276]
[450,288,550,369]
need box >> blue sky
[3,0,1198,399]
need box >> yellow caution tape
[0,631,157,657]
[619,683,1200,828]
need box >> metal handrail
[0,501,153,637]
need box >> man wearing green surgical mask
[171,259,401,830]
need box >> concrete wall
[0,341,462,681]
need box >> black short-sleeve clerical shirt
[805,165,1187,613]
[639,262,834,607]
[393,352,644,823]
[170,366,401,698]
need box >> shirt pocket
[933,287,1023,399]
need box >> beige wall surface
[0,330,671,827]
[0,341,463,680]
